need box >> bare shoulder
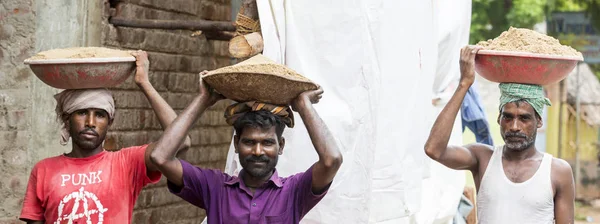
[551,157,574,179]
[465,143,495,159]
[551,157,575,193]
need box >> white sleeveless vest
[477,146,555,224]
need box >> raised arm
[131,51,192,172]
[149,73,223,186]
[291,87,343,193]
[424,45,484,171]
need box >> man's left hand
[292,86,324,112]
[131,50,150,86]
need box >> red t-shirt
[19,145,161,223]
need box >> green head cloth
[499,83,552,117]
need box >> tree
[470,0,548,44]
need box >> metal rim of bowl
[23,56,136,65]
[477,50,584,61]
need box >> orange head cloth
[224,101,294,128]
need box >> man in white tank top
[424,45,575,224]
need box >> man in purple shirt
[148,72,343,224]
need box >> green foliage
[470,0,589,44]
[470,0,548,44]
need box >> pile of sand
[477,27,583,58]
[28,47,134,60]
[216,64,310,81]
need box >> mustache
[504,132,527,138]
[245,155,270,163]
[80,128,98,136]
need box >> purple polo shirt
[167,160,330,224]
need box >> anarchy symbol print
[55,187,108,224]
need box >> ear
[278,137,285,155]
[536,116,543,128]
[62,113,71,129]
[108,117,115,126]
[497,113,501,124]
[234,135,239,153]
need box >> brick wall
[101,0,233,223]
[0,1,35,222]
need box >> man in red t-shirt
[19,51,190,224]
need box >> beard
[71,128,105,150]
[240,154,278,179]
[502,131,536,151]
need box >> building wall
[0,0,234,223]
[0,0,103,223]
[102,0,233,223]
[546,82,600,200]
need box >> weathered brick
[147,187,184,207]
[197,110,227,126]
[111,71,172,91]
[116,3,197,20]
[103,24,121,47]
[147,52,179,71]
[167,92,198,110]
[189,126,233,146]
[183,55,211,73]
[209,41,231,57]
[110,109,147,131]
[124,0,199,16]
[168,72,199,93]
[106,130,166,148]
[112,27,207,56]
[208,99,234,111]
[143,110,162,130]
[132,210,151,224]
[214,56,231,69]
[113,90,152,109]
[181,144,231,164]
[150,203,204,223]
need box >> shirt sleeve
[19,164,45,222]
[120,144,162,189]
[167,159,226,209]
[295,165,332,218]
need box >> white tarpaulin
[412,0,473,223]
[212,0,471,223]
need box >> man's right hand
[131,50,150,86]
[198,71,224,107]
[459,45,482,87]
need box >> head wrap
[54,89,115,145]
[499,83,551,117]
[224,101,294,128]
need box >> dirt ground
[576,204,600,224]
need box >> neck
[66,143,104,158]
[241,170,274,188]
[502,145,538,161]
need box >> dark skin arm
[149,71,223,186]
[291,87,343,193]
[553,158,575,224]
[25,221,43,224]
[131,50,192,172]
[424,45,489,172]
